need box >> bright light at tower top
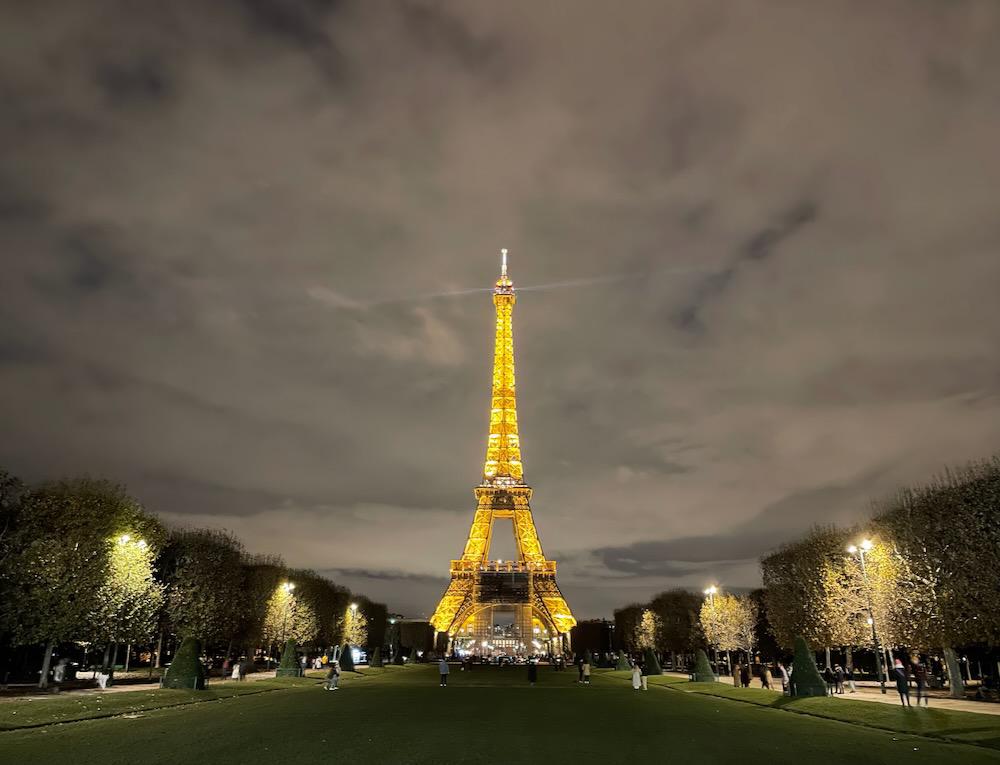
[501,248,508,279]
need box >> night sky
[2,2,1000,619]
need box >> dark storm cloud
[594,464,893,576]
[2,1,1000,618]
[676,199,819,331]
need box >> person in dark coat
[833,664,845,694]
[822,666,835,695]
[911,657,929,706]
[740,663,751,688]
[893,658,911,706]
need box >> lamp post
[280,582,296,645]
[703,586,720,673]
[847,540,886,695]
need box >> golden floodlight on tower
[430,249,576,657]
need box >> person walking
[733,663,741,688]
[324,661,341,691]
[582,658,592,685]
[762,663,773,690]
[528,660,538,687]
[834,664,845,694]
[631,660,642,691]
[639,657,651,691]
[822,666,835,696]
[778,662,790,695]
[912,657,929,707]
[893,658,911,707]
[576,655,585,683]
[439,658,450,687]
[740,663,751,689]
[846,665,857,693]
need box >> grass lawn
[669,678,1000,748]
[1,665,999,764]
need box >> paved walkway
[665,671,1000,717]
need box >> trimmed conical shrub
[790,636,827,697]
[339,643,355,672]
[276,639,301,677]
[369,646,383,667]
[616,650,631,671]
[163,637,206,690]
[693,649,715,682]
[641,647,661,676]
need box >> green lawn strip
[0,666,422,731]
[5,665,999,765]
[674,681,1000,750]
[0,679,309,731]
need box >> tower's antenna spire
[501,248,508,280]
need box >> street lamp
[848,539,886,694]
[703,586,720,672]
[280,582,296,648]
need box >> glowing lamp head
[704,585,718,596]
[282,582,295,592]
[847,545,858,554]
[350,603,358,611]
[137,539,147,550]
[860,539,873,551]
[118,534,131,545]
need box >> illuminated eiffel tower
[430,250,576,656]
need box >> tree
[262,583,318,648]
[289,569,350,650]
[237,555,286,654]
[699,594,741,654]
[277,638,301,677]
[733,595,758,663]
[612,604,644,653]
[790,636,826,697]
[0,478,161,687]
[761,526,846,650]
[635,609,659,651]
[342,604,368,648]
[162,636,205,689]
[692,649,715,682]
[649,589,702,664]
[90,527,166,649]
[873,459,1000,698]
[0,469,24,671]
[339,643,355,672]
[159,529,245,647]
[641,646,661,676]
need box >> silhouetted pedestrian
[912,657,929,707]
[439,658,450,687]
[325,661,340,691]
[893,658,911,707]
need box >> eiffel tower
[430,250,576,657]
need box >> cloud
[2,1,1000,620]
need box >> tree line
[0,469,387,687]
[612,456,1000,698]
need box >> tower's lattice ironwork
[430,251,576,656]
